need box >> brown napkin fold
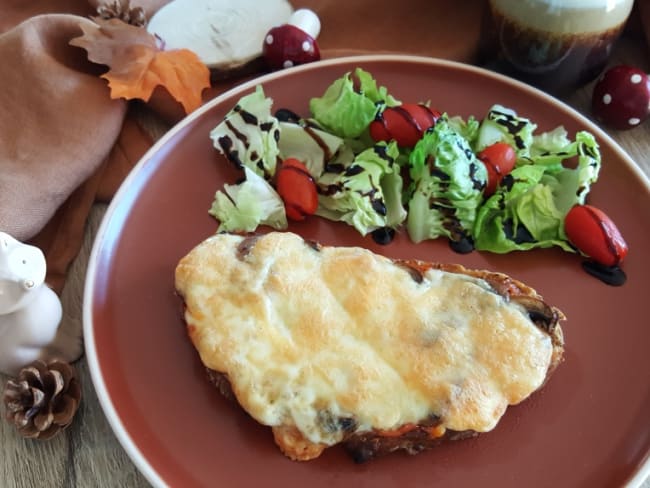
[29,115,153,293]
[0,1,94,34]
[0,14,127,242]
[0,1,163,292]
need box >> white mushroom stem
[288,8,321,39]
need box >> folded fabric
[0,14,127,242]
[0,1,165,292]
[29,116,153,293]
[0,0,94,34]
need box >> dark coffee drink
[480,0,633,94]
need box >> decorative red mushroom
[592,65,650,130]
[262,9,321,71]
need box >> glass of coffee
[479,0,634,94]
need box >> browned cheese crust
[177,232,565,463]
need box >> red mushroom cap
[592,65,650,130]
[262,24,320,71]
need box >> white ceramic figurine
[0,232,78,376]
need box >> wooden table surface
[1,36,649,488]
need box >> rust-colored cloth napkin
[0,0,165,292]
[0,14,126,242]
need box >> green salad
[207,68,602,256]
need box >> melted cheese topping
[175,232,553,446]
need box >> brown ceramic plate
[84,55,650,488]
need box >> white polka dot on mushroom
[302,40,311,52]
[603,94,612,104]
[630,74,642,84]
[629,117,641,125]
[265,34,274,45]
[283,60,293,69]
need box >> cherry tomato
[275,158,318,221]
[478,142,517,196]
[369,103,440,147]
[564,204,628,266]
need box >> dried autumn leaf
[70,18,210,113]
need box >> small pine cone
[3,359,81,440]
[96,0,147,27]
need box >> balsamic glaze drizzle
[449,236,475,254]
[371,227,395,245]
[581,260,627,286]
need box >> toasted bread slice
[175,232,564,462]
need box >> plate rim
[82,54,650,488]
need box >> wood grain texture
[1,37,648,488]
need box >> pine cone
[2,359,81,440]
[96,0,147,27]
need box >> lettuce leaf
[277,121,344,178]
[473,130,601,252]
[541,130,602,213]
[315,141,406,234]
[472,165,568,252]
[210,86,280,178]
[309,68,399,139]
[447,114,480,147]
[209,167,287,233]
[531,125,571,155]
[475,104,537,157]
[406,118,488,244]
